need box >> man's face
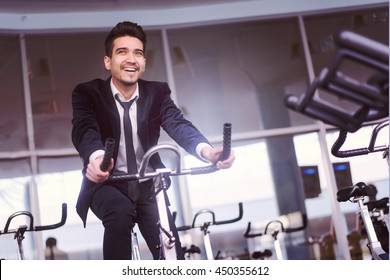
[104,36,146,89]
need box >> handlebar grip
[100,138,115,171]
[331,130,370,158]
[34,203,67,231]
[176,225,192,231]
[243,222,263,238]
[220,123,232,161]
[336,30,389,63]
[284,213,308,233]
[3,211,34,233]
[190,165,218,175]
[214,202,243,226]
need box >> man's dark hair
[104,21,147,57]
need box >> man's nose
[125,52,136,62]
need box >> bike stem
[155,169,177,260]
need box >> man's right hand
[86,156,114,183]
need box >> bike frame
[337,183,389,260]
[108,144,228,260]
[104,123,232,260]
[356,197,387,260]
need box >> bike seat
[365,197,389,213]
[336,182,377,202]
[252,249,272,260]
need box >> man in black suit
[71,21,235,260]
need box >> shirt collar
[110,78,139,102]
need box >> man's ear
[104,56,111,70]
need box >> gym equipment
[0,203,67,260]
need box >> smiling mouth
[124,67,137,73]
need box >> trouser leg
[91,184,136,260]
[136,180,185,260]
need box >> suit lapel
[136,81,148,149]
[103,78,121,141]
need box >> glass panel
[38,155,84,174]
[142,30,168,82]
[184,141,276,212]
[25,32,106,150]
[177,140,280,259]
[140,30,171,142]
[293,132,340,260]
[0,35,28,152]
[0,158,31,179]
[167,18,314,137]
[294,134,333,212]
[305,7,388,75]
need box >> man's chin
[121,79,138,87]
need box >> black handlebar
[284,30,389,133]
[0,203,67,235]
[100,138,115,171]
[331,120,389,158]
[106,123,233,182]
[220,123,232,161]
[336,31,389,63]
[243,222,262,238]
[177,202,243,231]
[244,212,307,237]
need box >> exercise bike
[102,123,232,260]
[176,202,243,260]
[244,211,307,260]
[0,203,67,260]
[284,30,389,260]
[337,182,389,260]
[284,30,388,134]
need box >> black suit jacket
[71,78,210,226]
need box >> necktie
[115,95,139,201]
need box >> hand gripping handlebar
[104,123,232,182]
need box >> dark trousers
[90,179,184,260]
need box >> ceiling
[0,0,245,13]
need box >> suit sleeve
[71,82,105,167]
